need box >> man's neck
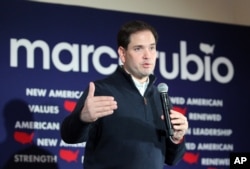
[121,65,149,84]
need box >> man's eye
[134,47,141,51]
[150,46,156,50]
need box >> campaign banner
[1,1,250,169]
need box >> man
[61,20,188,169]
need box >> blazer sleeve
[164,137,186,166]
[60,87,92,144]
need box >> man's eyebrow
[133,45,143,47]
[133,43,156,47]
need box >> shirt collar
[131,76,149,96]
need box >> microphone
[157,83,174,136]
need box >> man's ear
[118,46,126,63]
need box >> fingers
[161,110,187,126]
[83,96,117,121]
[91,98,118,115]
[169,109,188,131]
[160,110,188,143]
[87,82,95,98]
[80,82,118,122]
[167,109,188,142]
[87,81,117,116]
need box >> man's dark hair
[117,20,158,49]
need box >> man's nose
[143,49,151,59]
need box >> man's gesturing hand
[80,82,118,122]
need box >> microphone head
[157,83,168,93]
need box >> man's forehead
[129,31,156,46]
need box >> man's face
[118,30,157,82]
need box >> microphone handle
[160,93,174,136]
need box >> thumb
[87,82,95,98]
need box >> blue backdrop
[1,1,250,169]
